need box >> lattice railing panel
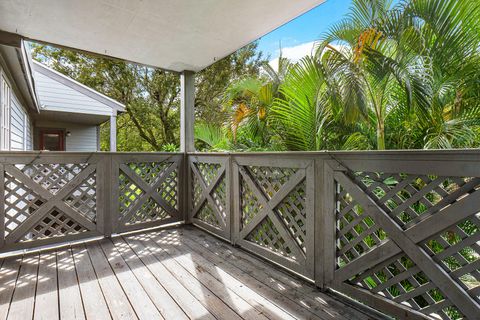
[127,162,171,185]
[126,197,171,225]
[336,184,388,266]
[156,168,178,210]
[4,173,46,236]
[349,253,464,319]
[16,163,88,195]
[353,172,480,230]
[240,176,263,230]
[118,172,145,219]
[334,169,480,320]
[191,160,228,233]
[246,216,296,259]
[22,209,88,241]
[422,214,480,304]
[4,162,98,244]
[196,203,220,228]
[236,160,313,276]
[195,162,221,187]
[117,159,180,228]
[64,173,97,222]
[246,166,297,199]
[192,173,203,209]
[275,181,307,252]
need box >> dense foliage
[33,0,480,152]
[200,0,480,151]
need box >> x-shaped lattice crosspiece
[238,165,307,261]
[334,171,480,319]
[118,162,179,226]
[190,161,227,230]
[3,164,97,244]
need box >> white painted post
[180,71,195,153]
[110,112,117,152]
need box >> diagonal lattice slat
[191,161,226,230]
[119,171,144,219]
[196,202,220,227]
[422,213,480,305]
[4,173,46,236]
[336,184,388,267]
[350,253,464,319]
[128,162,171,186]
[246,166,297,199]
[16,163,88,195]
[126,197,171,225]
[192,172,203,209]
[156,168,178,209]
[64,173,97,222]
[195,162,221,187]
[240,175,263,230]
[21,208,88,241]
[246,216,297,260]
[335,173,480,320]
[353,172,480,230]
[275,180,307,252]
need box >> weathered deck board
[57,248,85,320]
[34,251,58,320]
[141,232,270,320]
[71,245,111,320]
[8,254,39,320]
[0,226,372,320]
[0,257,20,320]
[184,227,370,320]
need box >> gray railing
[2,150,480,319]
[0,152,184,252]
[188,151,480,320]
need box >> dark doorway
[39,129,65,151]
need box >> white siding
[10,94,25,150]
[25,113,33,150]
[34,72,113,116]
[35,121,99,152]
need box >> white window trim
[1,73,11,151]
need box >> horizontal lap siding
[66,125,98,151]
[10,94,26,151]
[35,72,112,116]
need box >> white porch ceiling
[0,0,326,72]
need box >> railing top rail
[188,149,480,156]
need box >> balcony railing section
[2,150,480,319]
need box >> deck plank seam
[143,231,257,320]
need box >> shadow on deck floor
[0,225,375,319]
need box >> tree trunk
[376,121,385,150]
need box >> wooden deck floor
[0,226,372,320]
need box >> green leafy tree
[32,42,266,151]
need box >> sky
[257,0,353,65]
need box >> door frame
[39,128,66,151]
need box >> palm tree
[315,0,480,150]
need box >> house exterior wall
[0,59,34,151]
[34,120,99,152]
[34,71,114,116]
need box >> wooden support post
[180,71,195,153]
[180,70,195,223]
[110,112,117,152]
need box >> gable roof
[33,60,125,115]
[0,0,326,72]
